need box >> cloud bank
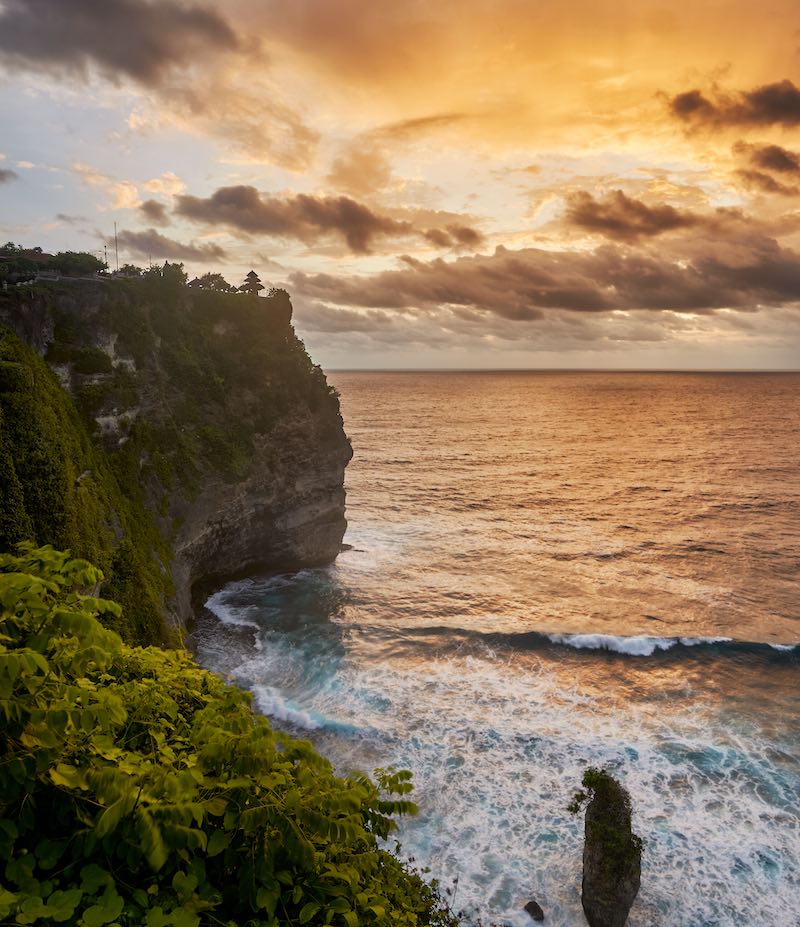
[290,233,800,322]
[0,0,238,86]
[115,228,226,262]
[670,80,800,129]
[175,186,482,254]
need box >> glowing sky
[2,0,800,368]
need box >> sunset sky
[2,0,800,368]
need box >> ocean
[192,371,800,927]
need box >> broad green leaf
[206,830,229,858]
[80,865,112,895]
[45,888,83,923]
[169,908,200,927]
[299,901,321,923]
[80,891,124,927]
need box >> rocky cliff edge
[0,277,351,635]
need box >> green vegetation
[0,272,427,924]
[569,767,643,867]
[51,252,107,277]
[0,273,333,637]
[0,244,105,282]
[0,545,457,927]
[0,329,171,645]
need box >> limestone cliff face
[171,410,350,626]
[0,277,351,634]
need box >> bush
[72,347,113,376]
[0,545,458,927]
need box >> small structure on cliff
[239,269,265,295]
[570,768,642,927]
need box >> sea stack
[580,770,642,927]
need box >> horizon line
[324,367,800,374]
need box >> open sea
[192,371,800,927]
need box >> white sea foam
[194,371,800,926]
[310,648,799,927]
[205,583,261,631]
[251,685,321,730]
[197,614,800,927]
[546,632,732,656]
[547,633,673,655]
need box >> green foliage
[51,252,106,277]
[0,329,170,644]
[568,767,643,863]
[0,546,458,927]
[195,273,233,293]
[118,265,143,278]
[72,348,113,376]
[1,274,343,637]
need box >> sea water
[192,372,800,927]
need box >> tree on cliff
[197,272,234,292]
[118,263,143,277]
[51,251,106,276]
[239,269,264,295]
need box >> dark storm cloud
[748,144,800,174]
[175,185,411,253]
[175,185,483,254]
[0,0,239,86]
[447,224,483,246]
[288,236,800,324]
[0,169,19,184]
[669,79,800,128]
[115,228,226,262]
[422,224,484,249]
[565,191,702,241]
[139,199,170,225]
[732,143,800,196]
[735,169,799,196]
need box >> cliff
[0,276,351,638]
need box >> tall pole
[114,222,119,272]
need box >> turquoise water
[193,372,800,926]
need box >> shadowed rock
[524,898,545,921]
[579,769,642,927]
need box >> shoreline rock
[524,898,545,921]
[579,769,642,927]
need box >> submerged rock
[524,899,545,921]
[579,769,642,927]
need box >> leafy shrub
[0,328,172,645]
[72,348,113,376]
[0,545,458,927]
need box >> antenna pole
[114,222,119,272]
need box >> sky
[1,0,800,369]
